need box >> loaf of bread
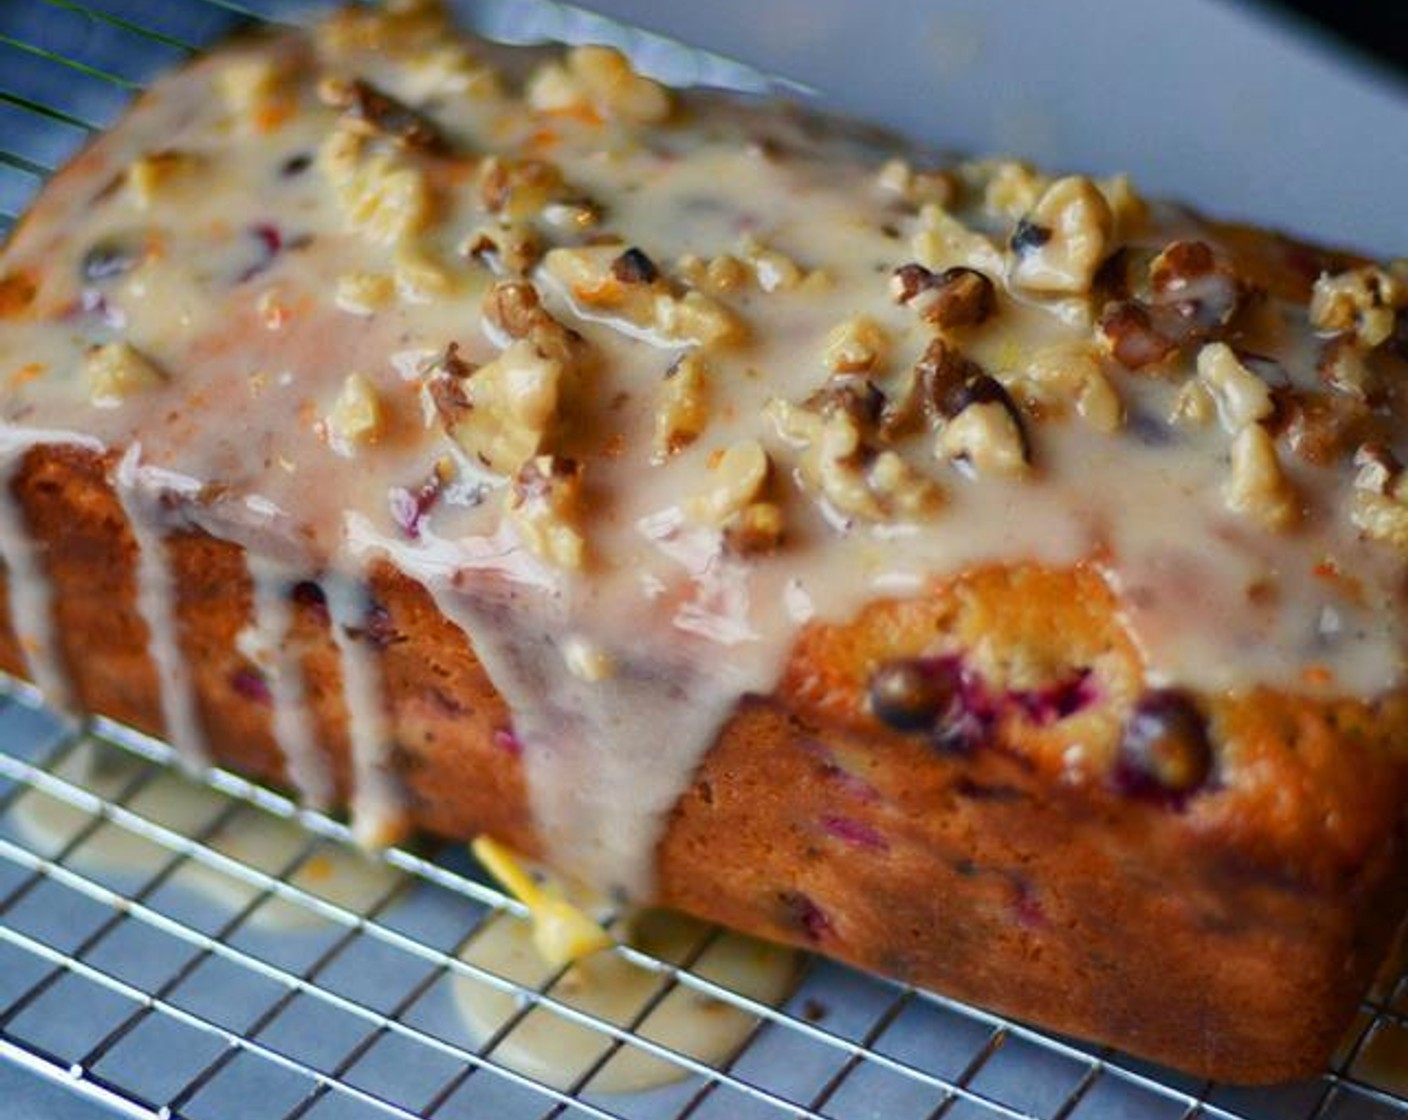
[1,0,1405,1084]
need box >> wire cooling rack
[3,2,1408,1118]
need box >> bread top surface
[0,0,1405,894]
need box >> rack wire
[2,2,1408,1117]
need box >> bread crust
[7,441,1405,1083]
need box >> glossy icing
[0,1,1404,898]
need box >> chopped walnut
[84,342,165,407]
[937,396,1029,478]
[335,271,397,316]
[737,236,806,292]
[1279,390,1377,467]
[1224,424,1299,531]
[1310,265,1404,348]
[1316,334,1377,402]
[1018,342,1123,433]
[317,76,447,153]
[912,203,1004,275]
[768,399,941,522]
[126,151,203,211]
[325,372,383,454]
[318,126,433,245]
[1097,300,1175,369]
[506,455,586,569]
[652,352,710,462]
[1196,342,1274,434]
[482,279,583,367]
[1351,445,1408,551]
[477,156,566,222]
[314,0,449,56]
[980,160,1049,220]
[1169,380,1215,428]
[394,243,457,300]
[543,245,742,347]
[461,223,542,276]
[723,501,785,556]
[685,439,772,529]
[441,339,562,474]
[397,44,501,102]
[527,45,671,124]
[822,315,890,374]
[891,264,995,330]
[876,158,957,208]
[1009,176,1113,296]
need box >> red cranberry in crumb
[868,657,959,732]
[821,815,888,852]
[230,668,272,705]
[779,891,832,942]
[1113,689,1213,802]
[492,727,523,757]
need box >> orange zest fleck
[8,362,45,390]
[1302,665,1334,687]
[0,271,38,319]
[254,98,294,134]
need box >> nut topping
[527,44,671,124]
[1008,176,1113,295]
[84,342,165,407]
[317,76,448,153]
[891,264,995,329]
[506,455,587,569]
[1224,424,1300,531]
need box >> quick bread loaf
[1,0,1406,1083]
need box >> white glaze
[244,554,333,809]
[113,445,210,769]
[323,573,404,846]
[0,8,1402,899]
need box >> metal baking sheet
[1,2,1407,1118]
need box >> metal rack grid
[1,2,1408,1118]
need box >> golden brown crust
[5,442,1406,1083]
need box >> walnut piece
[1310,266,1404,348]
[1008,176,1113,296]
[126,151,204,211]
[1224,424,1299,531]
[891,264,995,330]
[822,315,890,374]
[335,272,397,316]
[652,353,710,462]
[527,45,671,124]
[84,342,165,407]
[938,398,1029,478]
[318,126,433,245]
[317,76,447,153]
[1196,342,1274,434]
[686,440,783,552]
[444,339,562,474]
[506,455,586,569]
[544,245,742,347]
[325,372,383,454]
[1351,446,1408,551]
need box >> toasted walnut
[653,353,709,462]
[876,158,957,208]
[317,76,447,153]
[737,236,806,293]
[1009,176,1114,296]
[723,501,785,556]
[937,395,1029,478]
[126,151,203,211]
[506,455,586,569]
[1098,174,1149,239]
[1310,266,1404,348]
[980,160,1049,220]
[318,127,433,245]
[1097,300,1175,369]
[1196,343,1274,434]
[1316,334,1377,402]
[912,203,1004,275]
[335,271,397,316]
[891,264,995,329]
[482,280,582,367]
[1224,424,1299,531]
[1169,379,1215,428]
[822,315,890,374]
[879,338,980,438]
[686,439,770,525]
[84,342,165,407]
[462,223,542,276]
[397,44,501,102]
[1351,445,1408,551]
[314,0,449,56]
[769,399,941,523]
[527,45,671,124]
[444,340,562,474]
[543,245,742,347]
[1279,390,1377,467]
[1148,240,1247,333]
[477,156,565,222]
[1018,342,1123,433]
[326,372,383,453]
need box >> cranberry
[1113,689,1214,802]
[778,891,832,943]
[820,815,888,852]
[230,667,272,705]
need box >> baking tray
[2,2,1408,1118]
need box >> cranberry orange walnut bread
[0,0,1406,1083]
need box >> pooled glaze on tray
[0,1,1405,897]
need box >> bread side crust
[7,441,1406,1084]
